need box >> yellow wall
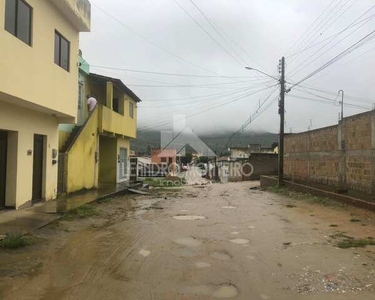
[0,0,80,121]
[66,109,99,193]
[99,135,117,184]
[0,102,59,209]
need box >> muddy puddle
[195,262,211,268]
[230,238,249,244]
[210,251,232,261]
[173,215,206,220]
[182,284,239,298]
[138,249,151,257]
[174,237,202,248]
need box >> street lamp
[245,66,279,81]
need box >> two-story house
[58,64,141,195]
[0,0,91,210]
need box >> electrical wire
[286,12,375,60]
[173,0,245,66]
[92,3,244,82]
[289,29,375,89]
[288,10,375,77]
[87,64,263,79]
[138,84,278,131]
[187,0,249,66]
[138,83,278,125]
[286,0,337,56]
[287,0,342,57]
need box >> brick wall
[284,111,375,195]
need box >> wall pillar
[370,113,375,194]
[106,81,113,110]
[337,121,346,191]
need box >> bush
[0,231,30,249]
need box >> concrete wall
[249,154,278,180]
[0,102,59,209]
[66,109,99,193]
[285,110,375,195]
[218,154,278,182]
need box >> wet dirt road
[1,182,375,299]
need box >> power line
[223,89,279,150]
[287,0,341,57]
[140,85,270,108]
[298,85,375,104]
[290,0,352,61]
[288,93,371,110]
[289,9,375,77]
[92,3,243,81]
[87,64,262,79]
[139,82,274,102]
[286,11,375,60]
[138,84,278,131]
[138,84,275,125]
[138,83,278,125]
[173,0,245,66]
[289,29,375,89]
[187,0,250,66]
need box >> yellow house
[58,67,141,195]
[0,0,91,210]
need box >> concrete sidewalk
[0,182,140,234]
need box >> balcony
[51,0,91,32]
[98,105,137,139]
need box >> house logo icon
[160,114,216,158]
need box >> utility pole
[278,57,286,186]
[338,90,344,122]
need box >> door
[32,135,44,202]
[0,131,7,208]
[118,148,127,181]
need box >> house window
[113,98,119,113]
[161,157,167,163]
[129,101,134,119]
[4,0,32,46]
[54,31,70,71]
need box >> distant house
[229,147,251,159]
[151,148,177,165]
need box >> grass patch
[267,186,334,206]
[0,232,30,249]
[329,231,375,249]
[337,238,375,249]
[329,232,351,240]
[62,204,100,221]
[350,218,361,223]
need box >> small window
[5,0,32,45]
[54,31,70,71]
[161,157,167,163]
[129,101,134,118]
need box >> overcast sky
[80,0,375,134]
